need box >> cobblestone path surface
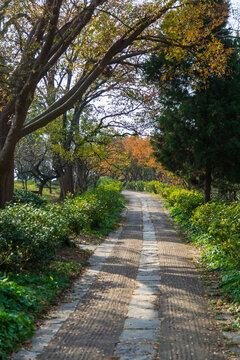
[13,191,228,360]
[143,193,227,360]
[36,192,143,360]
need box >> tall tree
[144,35,240,202]
[0,0,229,207]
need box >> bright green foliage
[0,180,124,266]
[126,181,146,192]
[144,181,167,195]
[127,180,240,304]
[0,260,85,359]
[191,202,240,259]
[0,179,124,358]
[220,271,240,304]
[82,180,124,233]
[0,278,37,358]
[167,189,204,217]
[0,310,34,359]
[12,189,47,207]
[0,203,69,264]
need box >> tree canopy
[143,33,240,202]
[0,0,232,206]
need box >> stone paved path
[13,191,228,360]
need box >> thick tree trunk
[74,160,89,194]
[204,166,212,203]
[59,164,74,200]
[0,157,14,208]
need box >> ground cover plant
[126,181,240,308]
[0,179,124,359]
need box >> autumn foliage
[98,136,182,185]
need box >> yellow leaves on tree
[158,0,231,82]
[98,136,182,185]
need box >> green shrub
[220,270,240,304]
[0,278,38,314]
[0,203,70,265]
[81,181,124,232]
[125,181,146,191]
[191,202,240,259]
[0,258,86,359]
[0,278,37,358]
[168,189,204,217]
[144,181,158,193]
[0,310,34,358]
[12,189,47,207]
[0,179,124,266]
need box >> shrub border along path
[151,194,240,360]
[0,180,125,359]
[13,191,231,360]
[13,223,125,360]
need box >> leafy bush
[0,258,87,359]
[0,278,37,358]
[81,181,124,232]
[167,189,204,217]
[125,181,146,191]
[220,270,240,303]
[60,197,91,234]
[126,180,240,304]
[0,310,34,359]
[191,202,240,259]
[12,189,47,207]
[144,181,159,194]
[0,204,69,265]
[0,179,124,266]
[0,178,124,358]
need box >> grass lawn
[14,179,60,201]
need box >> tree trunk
[74,160,89,194]
[38,182,44,196]
[0,158,14,208]
[204,166,212,203]
[59,164,74,200]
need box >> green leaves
[191,202,240,260]
[0,278,36,358]
[128,180,240,305]
[0,179,124,266]
[12,189,47,207]
[0,178,124,358]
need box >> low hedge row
[0,179,124,358]
[126,181,240,304]
[0,180,124,266]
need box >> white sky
[230,0,240,6]
[229,0,240,35]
